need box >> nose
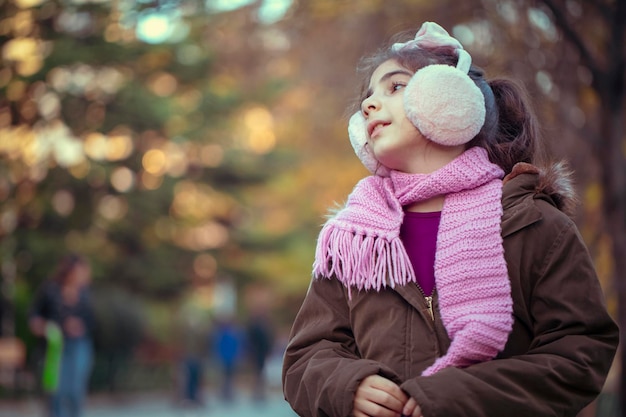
[361,95,380,118]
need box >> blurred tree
[518,1,625,414]
[476,1,625,413]
[0,0,300,390]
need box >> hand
[354,375,409,417]
[29,317,47,337]
[402,397,423,417]
[63,316,85,337]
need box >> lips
[367,120,390,137]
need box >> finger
[368,376,409,404]
[403,398,423,417]
[402,397,417,416]
[355,398,402,417]
[359,375,407,409]
[366,389,406,413]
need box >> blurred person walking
[29,253,95,417]
[174,300,210,407]
[245,310,274,402]
[212,316,243,403]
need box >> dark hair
[352,34,545,175]
[51,253,89,285]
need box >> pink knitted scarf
[313,147,513,375]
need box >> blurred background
[0,0,623,416]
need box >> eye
[391,81,406,92]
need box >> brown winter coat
[282,164,619,417]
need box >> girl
[282,22,618,417]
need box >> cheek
[399,116,422,138]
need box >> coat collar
[501,161,577,237]
[501,163,544,237]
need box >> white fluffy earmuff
[403,50,485,146]
[348,111,390,176]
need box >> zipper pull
[425,296,434,321]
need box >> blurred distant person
[212,316,242,402]
[245,310,274,402]
[175,301,210,407]
[29,253,94,417]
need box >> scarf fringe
[313,225,415,296]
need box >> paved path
[0,389,298,417]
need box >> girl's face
[361,59,427,173]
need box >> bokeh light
[98,194,128,221]
[51,189,75,217]
[110,166,135,193]
[142,149,167,175]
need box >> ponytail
[470,78,545,175]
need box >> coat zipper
[424,295,434,321]
[408,283,443,365]
[415,284,434,321]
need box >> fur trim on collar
[504,161,579,217]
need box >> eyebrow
[365,69,413,98]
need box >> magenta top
[400,211,441,296]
